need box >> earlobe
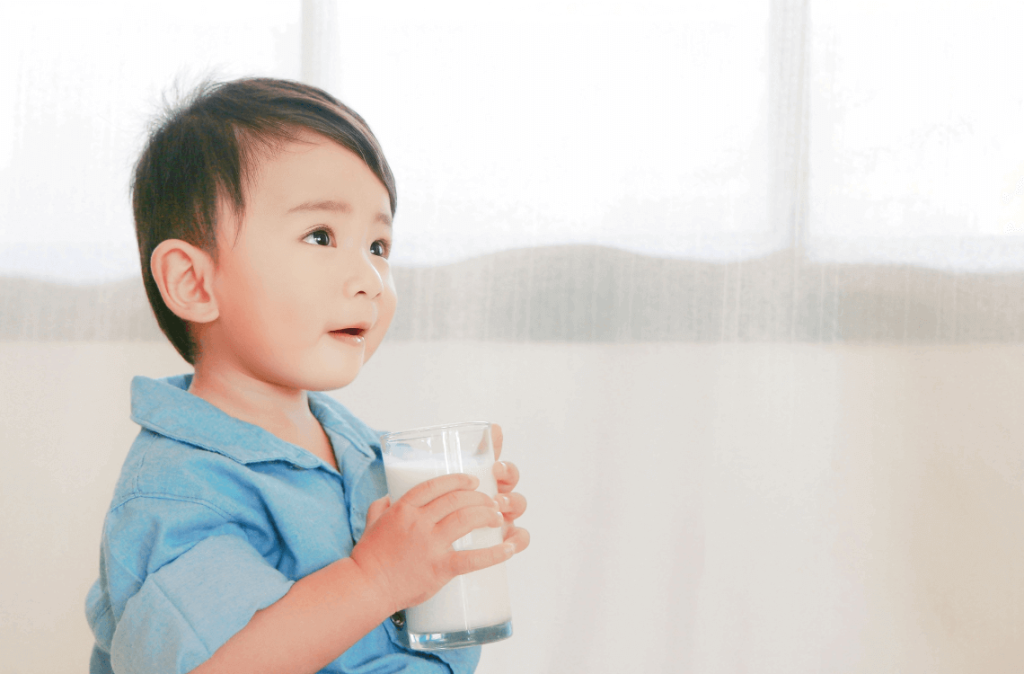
[150,239,219,324]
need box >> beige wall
[1,341,1022,673]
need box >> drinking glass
[380,422,513,650]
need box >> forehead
[242,132,391,214]
[215,132,392,243]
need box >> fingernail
[503,542,516,557]
[495,494,510,511]
[496,461,508,476]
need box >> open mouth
[329,324,369,342]
[329,320,371,341]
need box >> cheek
[364,272,397,362]
[218,254,314,350]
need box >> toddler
[85,78,529,674]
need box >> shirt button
[390,611,406,628]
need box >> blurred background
[2,0,1024,671]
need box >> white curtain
[2,1,1024,672]
[0,1,301,283]
[4,0,1024,282]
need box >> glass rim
[380,421,491,444]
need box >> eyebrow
[287,199,392,227]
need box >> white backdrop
[2,341,1023,672]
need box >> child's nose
[340,249,384,299]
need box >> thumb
[365,495,391,528]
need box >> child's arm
[192,473,512,674]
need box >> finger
[495,492,527,520]
[400,473,479,508]
[503,526,530,554]
[493,460,519,492]
[422,488,496,524]
[435,505,504,544]
[365,496,391,528]
[491,423,503,461]
[448,541,515,577]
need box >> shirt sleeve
[102,496,294,674]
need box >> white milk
[383,456,513,634]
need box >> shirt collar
[130,375,375,468]
[308,390,379,461]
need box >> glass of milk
[379,421,513,650]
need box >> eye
[302,229,332,247]
[370,240,390,258]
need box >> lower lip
[329,331,365,346]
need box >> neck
[188,356,324,453]
[185,335,340,472]
[192,360,313,427]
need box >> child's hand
[351,474,512,614]
[490,424,531,556]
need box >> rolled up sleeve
[103,497,294,674]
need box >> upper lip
[329,321,371,336]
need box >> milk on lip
[383,454,513,634]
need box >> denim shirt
[85,375,480,674]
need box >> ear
[150,239,219,324]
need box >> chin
[300,364,363,392]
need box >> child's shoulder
[113,377,383,510]
[112,375,319,513]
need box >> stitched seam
[102,495,233,587]
[102,496,234,657]
[148,574,214,659]
[105,495,257,579]
[137,418,248,462]
[136,416,315,468]
[89,600,115,640]
[109,493,234,521]
[104,541,145,587]
[130,438,148,496]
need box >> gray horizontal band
[3,246,1023,343]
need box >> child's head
[133,78,397,389]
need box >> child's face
[202,132,396,392]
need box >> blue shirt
[85,374,480,674]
